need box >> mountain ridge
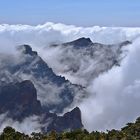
[0,37,132,133]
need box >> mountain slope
[45,37,131,86]
[0,80,83,132]
[0,37,132,133]
[0,45,85,113]
[0,80,42,120]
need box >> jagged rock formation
[0,44,85,113]
[0,44,86,132]
[0,80,83,132]
[0,37,132,133]
[43,107,83,132]
[0,80,42,120]
[63,37,93,49]
[48,37,131,86]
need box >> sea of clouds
[0,22,140,133]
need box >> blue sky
[0,0,140,26]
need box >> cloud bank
[0,22,140,52]
[0,22,140,132]
[79,37,140,131]
[0,113,41,134]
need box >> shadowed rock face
[0,80,83,132]
[17,44,38,56]
[42,107,83,132]
[0,44,85,132]
[0,80,42,120]
[63,37,93,48]
[48,38,131,86]
[119,40,131,47]
[0,44,85,113]
[63,37,131,49]
[0,37,132,132]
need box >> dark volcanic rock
[119,40,132,47]
[0,80,83,132]
[0,38,132,133]
[16,45,66,84]
[0,44,85,113]
[17,44,38,56]
[43,107,83,132]
[49,38,132,87]
[63,37,93,48]
[0,80,42,120]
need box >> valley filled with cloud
[0,22,140,133]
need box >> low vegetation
[1,117,140,140]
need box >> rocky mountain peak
[44,107,83,132]
[119,40,132,47]
[0,80,83,132]
[63,37,93,48]
[17,44,38,56]
[0,80,42,120]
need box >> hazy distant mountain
[0,80,83,132]
[0,37,131,132]
[0,44,86,113]
[48,37,131,86]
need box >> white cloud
[79,37,140,131]
[0,22,140,53]
[0,113,41,134]
[0,22,140,132]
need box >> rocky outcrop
[17,44,38,56]
[63,37,93,48]
[49,38,132,86]
[43,107,83,132]
[0,44,85,113]
[0,80,83,132]
[0,80,42,120]
[0,37,132,132]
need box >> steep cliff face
[0,44,85,113]
[0,43,86,132]
[43,107,83,132]
[0,80,83,132]
[0,80,42,120]
[46,38,131,86]
[63,37,93,49]
[0,37,132,133]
